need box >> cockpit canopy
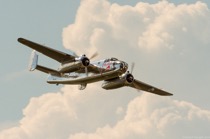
[110,57,118,61]
[104,57,118,62]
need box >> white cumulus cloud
[69,93,210,139]
[63,0,210,57]
[1,85,210,139]
[0,85,138,139]
[1,0,210,139]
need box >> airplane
[17,38,173,96]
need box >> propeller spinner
[125,62,135,83]
[77,52,99,76]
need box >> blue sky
[0,1,81,122]
[1,0,210,136]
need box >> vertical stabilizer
[29,50,38,71]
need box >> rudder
[29,50,38,71]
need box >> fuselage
[47,58,128,85]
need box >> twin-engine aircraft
[18,38,173,96]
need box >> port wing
[18,38,76,63]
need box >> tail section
[28,51,60,76]
[29,50,38,71]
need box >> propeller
[130,62,135,74]
[125,62,135,83]
[89,52,99,60]
[128,62,140,92]
[81,51,99,77]
[85,67,88,77]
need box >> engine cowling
[125,73,134,83]
[58,55,90,73]
[102,78,125,90]
[80,55,90,67]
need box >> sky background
[0,0,210,138]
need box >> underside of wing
[129,79,173,96]
[18,38,76,63]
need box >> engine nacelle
[125,73,134,83]
[80,56,90,67]
[58,55,90,73]
[58,61,83,73]
[102,73,134,90]
[102,78,125,90]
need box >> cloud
[0,121,18,132]
[0,85,138,139]
[1,0,210,139]
[1,85,210,139]
[68,93,210,139]
[63,0,210,57]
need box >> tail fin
[29,50,38,71]
[28,50,60,76]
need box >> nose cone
[120,61,128,72]
[124,62,128,71]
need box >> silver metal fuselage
[47,59,128,85]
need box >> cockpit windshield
[110,57,118,61]
[104,57,118,62]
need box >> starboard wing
[129,79,173,96]
[36,65,61,76]
[18,38,76,63]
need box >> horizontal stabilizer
[28,50,60,76]
[36,65,61,76]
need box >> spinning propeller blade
[85,67,88,77]
[85,52,98,77]
[131,62,135,74]
[89,52,99,60]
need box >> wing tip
[164,92,173,96]
[17,37,25,43]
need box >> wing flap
[130,79,173,96]
[18,38,76,63]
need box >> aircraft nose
[120,63,124,69]
[120,62,128,71]
[124,62,128,70]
